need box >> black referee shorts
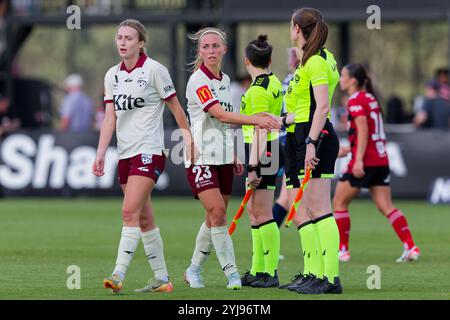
[285,120,339,188]
[244,140,286,190]
[340,166,390,189]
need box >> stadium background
[0,0,449,301]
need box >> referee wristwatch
[281,112,291,128]
[305,136,318,146]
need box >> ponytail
[292,8,328,66]
[364,76,377,100]
[301,19,328,66]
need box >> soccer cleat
[134,278,173,293]
[250,271,279,288]
[289,274,318,291]
[339,250,351,262]
[396,246,421,263]
[241,271,263,286]
[279,273,309,290]
[297,276,343,294]
[184,267,205,289]
[103,274,123,293]
[226,272,242,290]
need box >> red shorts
[118,153,166,185]
[186,164,234,198]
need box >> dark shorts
[244,141,286,190]
[186,164,234,198]
[284,132,300,188]
[285,120,339,188]
[118,153,166,185]
[340,166,390,188]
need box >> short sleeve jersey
[240,73,283,143]
[283,67,301,133]
[185,63,234,167]
[347,90,389,170]
[293,48,339,123]
[104,53,177,160]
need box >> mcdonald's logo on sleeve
[196,85,214,104]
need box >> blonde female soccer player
[92,19,196,294]
[183,27,279,290]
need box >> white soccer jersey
[185,63,234,167]
[104,54,176,160]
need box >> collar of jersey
[200,63,223,81]
[252,72,273,83]
[120,53,147,73]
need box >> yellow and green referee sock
[298,221,315,276]
[250,226,265,276]
[314,213,340,280]
[258,219,280,277]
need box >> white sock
[141,227,169,282]
[190,222,213,269]
[113,226,141,280]
[211,226,238,277]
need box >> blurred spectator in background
[0,92,21,137]
[230,74,252,114]
[282,47,300,93]
[94,90,105,131]
[413,79,450,129]
[386,95,408,124]
[59,74,94,132]
[436,68,450,100]
[332,94,348,132]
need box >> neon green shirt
[283,67,301,133]
[240,73,283,143]
[293,48,339,124]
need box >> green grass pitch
[0,197,448,300]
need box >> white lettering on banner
[67,146,97,189]
[99,148,118,188]
[155,172,169,190]
[0,134,36,189]
[386,143,407,177]
[335,139,407,177]
[33,135,67,188]
[0,134,117,190]
[430,178,450,204]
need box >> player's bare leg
[332,181,360,260]
[370,186,420,262]
[185,193,230,289]
[197,188,241,289]
[105,176,156,293]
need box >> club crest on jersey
[137,79,147,88]
[196,85,214,104]
[141,154,152,165]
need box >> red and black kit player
[332,63,420,263]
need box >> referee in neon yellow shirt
[239,35,285,288]
[280,7,342,294]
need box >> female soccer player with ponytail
[279,7,342,294]
[183,27,279,290]
[333,63,420,263]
